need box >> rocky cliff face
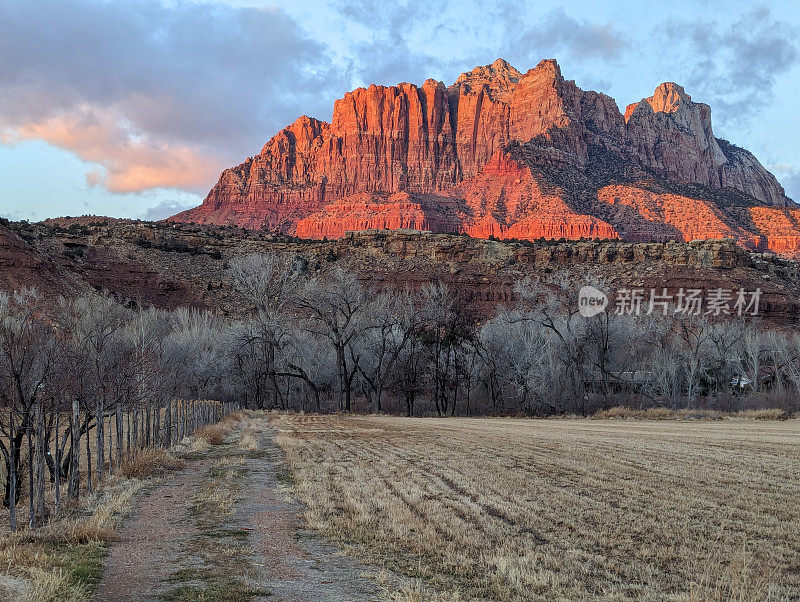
[172,58,795,256]
[0,221,73,293]
[8,219,800,324]
[624,84,785,205]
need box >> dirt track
[95,417,383,601]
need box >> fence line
[2,398,236,531]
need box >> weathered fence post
[9,411,17,531]
[69,398,80,499]
[165,398,172,447]
[34,403,46,527]
[54,409,61,516]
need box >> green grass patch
[163,570,270,601]
[209,466,250,479]
[53,541,107,593]
[203,528,250,539]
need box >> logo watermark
[577,287,761,317]
[578,286,609,317]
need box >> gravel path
[94,458,213,601]
[95,417,386,601]
[238,427,383,601]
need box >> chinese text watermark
[578,287,761,317]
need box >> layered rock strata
[172,59,795,256]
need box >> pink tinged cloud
[0,0,341,204]
[1,106,225,194]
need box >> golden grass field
[273,414,800,601]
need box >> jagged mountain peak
[171,58,794,256]
[649,82,692,111]
[453,58,522,98]
[529,58,563,78]
[624,82,694,121]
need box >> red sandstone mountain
[170,59,799,257]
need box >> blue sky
[1,0,798,221]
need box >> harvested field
[273,414,800,600]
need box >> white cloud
[140,199,198,221]
[0,0,344,193]
[661,8,798,126]
[3,107,225,193]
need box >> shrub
[239,426,261,451]
[195,423,229,445]
[119,448,185,479]
[592,406,789,421]
[220,410,248,427]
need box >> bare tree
[296,268,367,412]
[57,293,134,488]
[670,313,714,404]
[514,277,594,414]
[641,315,683,405]
[354,291,420,413]
[229,253,302,409]
[0,290,57,528]
[278,326,335,413]
[418,282,469,417]
[738,324,763,394]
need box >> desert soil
[95,416,386,601]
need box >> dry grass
[0,476,147,600]
[169,411,249,456]
[239,425,262,452]
[274,414,800,601]
[736,408,787,420]
[593,406,790,420]
[219,410,249,427]
[191,457,247,518]
[50,476,147,545]
[0,427,202,600]
[117,448,186,479]
[194,423,230,445]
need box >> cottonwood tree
[0,290,57,529]
[392,327,425,417]
[230,319,275,410]
[737,323,763,393]
[481,310,552,414]
[278,325,336,413]
[476,314,516,413]
[57,292,136,491]
[670,312,715,403]
[166,308,231,401]
[762,330,790,395]
[417,282,471,417]
[585,313,650,404]
[229,253,302,409]
[781,334,800,394]
[296,267,367,412]
[127,306,176,452]
[640,314,683,405]
[355,291,420,413]
[513,277,594,413]
[703,319,745,401]
[229,253,301,316]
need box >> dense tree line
[3,254,798,528]
[223,255,800,417]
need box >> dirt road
[95,416,384,601]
